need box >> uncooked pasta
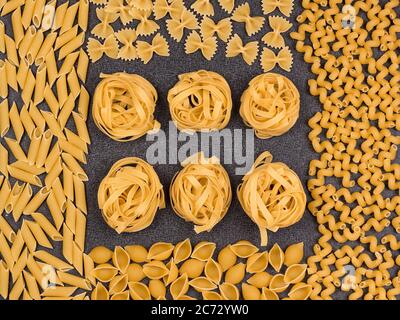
[240,73,300,139]
[170,152,232,233]
[97,157,165,233]
[237,151,306,246]
[168,70,232,131]
[92,72,160,142]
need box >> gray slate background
[84,1,321,257]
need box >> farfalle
[153,0,184,20]
[130,7,160,36]
[116,28,137,61]
[136,34,170,64]
[106,0,134,25]
[185,31,217,61]
[91,7,119,39]
[261,0,293,17]
[217,0,235,13]
[262,16,292,49]
[191,0,214,16]
[200,17,232,42]
[87,35,119,62]
[226,34,258,65]
[166,9,199,42]
[260,46,293,72]
[129,0,153,11]
[231,3,265,36]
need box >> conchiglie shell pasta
[204,258,222,284]
[284,242,304,267]
[179,259,205,278]
[170,273,189,300]
[112,246,130,273]
[269,243,284,272]
[269,274,289,293]
[218,246,237,272]
[219,282,239,300]
[91,264,118,282]
[242,283,261,300]
[260,287,279,300]
[126,264,145,282]
[109,274,128,294]
[173,238,192,264]
[202,291,223,300]
[111,291,130,300]
[147,242,174,261]
[283,264,307,284]
[230,241,259,258]
[149,279,167,299]
[191,242,216,261]
[91,282,109,300]
[247,272,273,288]
[288,282,312,300]
[225,263,246,285]
[164,258,179,285]
[143,261,169,279]
[189,277,217,292]
[125,245,148,263]
[128,282,151,300]
[246,252,268,273]
[88,246,113,264]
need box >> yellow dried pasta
[92,72,160,142]
[231,3,265,36]
[260,47,293,72]
[237,151,306,246]
[226,34,259,66]
[170,152,232,233]
[262,16,292,49]
[239,73,300,139]
[97,157,165,233]
[168,70,232,131]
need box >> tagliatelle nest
[170,152,232,233]
[237,151,306,246]
[240,73,300,139]
[92,72,160,142]
[167,70,232,131]
[98,157,165,233]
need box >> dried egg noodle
[98,157,165,233]
[170,152,232,233]
[92,72,160,142]
[237,151,306,246]
[240,73,300,139]
[168,70,232,131]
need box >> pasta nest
[170,152,232,233]
[92,73,160,142]
[98,157,165,233]
[237,151,306,246]
[240,73,300,139]
[168,70,232,131]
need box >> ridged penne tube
[28,103,45,133]
[35,32,57,66]
[23,270,40,300]
[73,111,91,143]
[72,242,84,275]
[33,64,46,105]
[62,165,74,201]
[20,221,37,253]
[0,144,8,177]
[18,27,36,59]
[58,51,79,76]
[0,179,11,214]
[0,60,8,98]
[27,128,42,165]
[26,221,53,249]
[58,94,76,129]
[0,232,14,268]
[10,230,24,260]
[9,102,24,142]
[5,60,17,92]
[43,85,59,117]
[8,165,42,187]
[41,111,65,139]
[32,0,46,27]
[31,212,62,241]
[52,1,69,31]
[33,251,72,272]
[62,224,73,264]
[26,255,46,290]
[41,286,78,298]
[51,178,67,212]
[59,139,86,164]
[55,25,78,51]
[46,191,64,230]
[35,128,53,168]
[57,271,92,290]
[67,69,80,98]
[59,32,85,60]
[45,49,57,86]
[75,209,86,251]
[5,181,25,213]
[0,99,9,136]
[21,70,35,105]
[8,274,24,300]
[44,143,60,173]
[5,137,27,161]
[23,186,50,214]
[77,85,89,120]
[0,22,4,53]
[76,50,89,83]
[11,183,32,221]
[60,2,79,35]
[73,175,87,214]
[26,30,44,65]
[4,35,18,66]
[83,254,96,286]
[0,215,15,242]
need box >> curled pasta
[170,152,232,233]
[97,157,165,233]
[168,70,232,131]
[237,151,306,246]
[240,73,300,139]
[92,72,160,142]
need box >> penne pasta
[57,271,91,290]
[27,128,42,165]
[21,0,36,29]
[21,220,37,253]
[11,183,32,221]
[26,220,52,249]
[62,224,73,264]
[8,274,24,300]
[32,0,46,28]
[23,270,41,300]
[56,74,68,107]
[67,68,80,99]
[35,32,57,66]
[41,286,77,298]
[45,48,58,86]
[21,70,35,105]
[44,157,62,187]
[23,186,50,214]
[0,99,9,136]
[34,250,73,272]
[5,181,24,213]
[73,174,87,214]
[0,215,15,243]
[58,51,79,76]
[18,26,36,61]
[0,21,5,53]
[65,128,88,154]
[0,232,14,269]
[52,177,67,212]
[75,208,86,251]
[5,137,27,161]
[43,84,60,116]
[5,59,18,91]
[58,94,76,129]
[0,260,10,299]
[9,102,24,142]
[0,143,8,177]
[54,25,78,51]
[29,102,46,133]
[59,139,86,164]
[11,7,23,47]
[30,212,62,241]
[0,178,11,214]
[8,165,42,187]
[60,2,80,35]
[76,49,88,82]
[78,0,89,31]
[4,35,19,66]
[41,111,66,139]
[0,60,8,98]
[77,85,89,120]
[19,104,36,138]
[59,32,85,60]
[62,164,74,200]
[72,241,83,275]
[44,142,60,173]
[26,29,44,65]
[33,63,47,105]
[46,191,64,230]
[35,129,53,168]
[65,200,76,233]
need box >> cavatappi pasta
[240,73,300,139]
[92,72,160,142]
[85,239,307,300]
[170,152,232,233]
[168,70,233,131]
[238,151,306,246]
[292,0,400,300]
[0,0,90,301]
[97,157,165,234]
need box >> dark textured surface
[84,0,321,258]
